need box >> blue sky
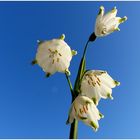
[0,1,139,139]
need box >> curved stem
[82,40,90,59]
[74,40,90,94]
[69,40,90,139]
[65,73,74,97]
[66,33,96,139]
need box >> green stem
[65,73,78,139]
[68,40,90,139]
[83,40,90,59]
[66,33,96,139]
[65,73,74,97]
[74,32,97,95]
[74,40,90,95]
[69,119,78,139]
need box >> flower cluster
[67,70,120,131]
[32,6,127,134]
[66,6,126,131]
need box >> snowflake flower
[80,70,120,105]
[95,6,127,37]
[32,34,77,77]
[67,95,103,131]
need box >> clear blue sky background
[0,1,139,139]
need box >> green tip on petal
[71,50,77,56]
[31,59,37,65]
[46,72,51,78]
[119,16,127,23]
[107,93,114,100]
[92,97,97,105]
[65,69,71,76]
[114,80,120,86]
[98,6,104,15]
[124,16,128,20]
[99,112,104,118]
[37,40,44,45]
[90,121,98,131]
[95,128,98,132]
[111,6,117,13]
[59,34,65,40]
[37,40,40,43]
[100,6,104,10]
[115,27,120,31]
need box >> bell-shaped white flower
[33,34,77,77]
[95,6,127,37]
[80,70,120,105]
[67,95,103,131]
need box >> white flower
[67,95,103,131]
[80,70,120,105]
[95,6,127,37]
[33,34,77,77]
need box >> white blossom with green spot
[95,6,127,37]
[80,70,120,105]
[34,34,77,76]
[67,95,103,131]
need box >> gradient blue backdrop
[0,1,139,139]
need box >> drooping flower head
[95,6,127,37]
[80,70,120,105]
[67,95,103,131]
[32,34,77,77]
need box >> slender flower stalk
[69,119,78,139]
[65,73,74,97]
[73,41,88,95]
[68,33,96,139]
[74,33,96,96]
[70,41,89,139]
[68,41,89,139]
[65,73,78,139]
[82,40,90,60]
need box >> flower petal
[103,7,118,23]
[99,83,113,99]
[67,95,102,131]
[94,6,127,37]
[80,70,120,103]
[80,78,101,105]
[35,36,76,76]
[97,71,118,88]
